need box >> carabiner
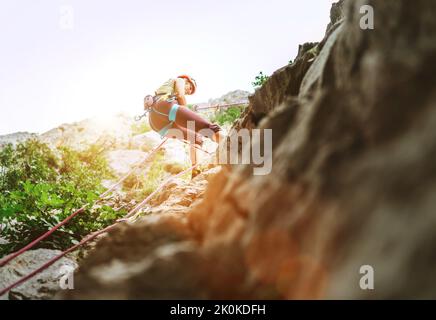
[134,111,148,122]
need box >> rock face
[40,114,134,150]
[0,249,77,300]
[237,41,319,131]
[0,114,135,151]
[106,150,149,175]
[59,167,220,300]
[63,0,436,299]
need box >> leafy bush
[0,140,58,190]
[0,139,125,257]
[212,106,245,126]
[124,151,169,200]
[252,71,269,90]
[131,121,151,135]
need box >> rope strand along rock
[0,138,168,268]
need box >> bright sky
[0,0,335,135]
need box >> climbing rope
[179,138,215,155]
[120,161,203,222]
[0,143,217,297]
[0,224,117,297]
[0,138,168,268]
[0,159,209,297]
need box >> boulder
[106,150,148,176]
[0,249,77,300]
[130,131,162,151]
[40,114,134,150]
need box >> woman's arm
[174,78,187,105]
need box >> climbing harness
[135,93,180,138]
[149,102,180,138]
[134,95,214,155]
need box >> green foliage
[307,45,319,57]
[212,106,245,126]
[252,71,269,90]
[124,152,169,200]
[131,121,151,135]
[0,139,124,257]
[0,140,58,190]
[141,155,167,197]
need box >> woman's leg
[173,106,226,176]
[152,102,224,177]
[167,124,202,178]
[150,102,221,143]
[148,100,173,133]
[174,105,222,140]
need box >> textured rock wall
[1,249,77,300]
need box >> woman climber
[144,75,225,178]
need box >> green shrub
[131,121,151,135]
[126,152,168,200]
[252,71,269,90]
[0,139,124,257]
[0,140,58,191]
[212,106,245,126]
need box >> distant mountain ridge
[0,132,37,147]
[207,90,251,106]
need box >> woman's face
[184,81,193,95]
